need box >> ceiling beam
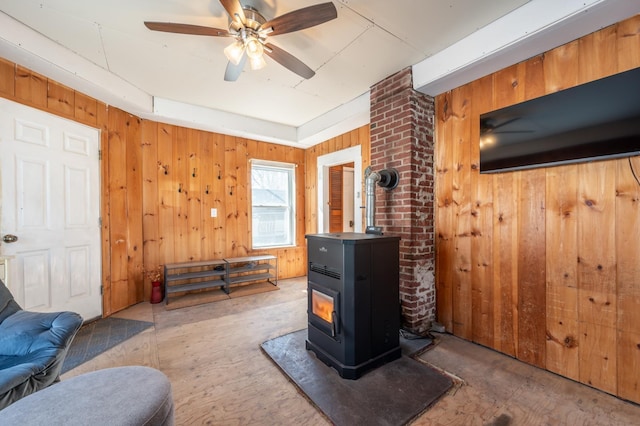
[0,12,153,116]
[413,0,640,96]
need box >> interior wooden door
[328,165,343,233]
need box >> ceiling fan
[479,117,534,148]
[480,117,531,135]
[144,0,337,82]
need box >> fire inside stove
[311,289,333,323]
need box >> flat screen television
[479,66,640,173]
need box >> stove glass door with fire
[309,281,340,339]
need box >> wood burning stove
[305,232,401,379]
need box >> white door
[0,97,101,320]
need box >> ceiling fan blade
[224,54,247,82]
[144,22,230,37]
[491,117,521,130]
[261,3,337,36]
[220,0,246,25]
[264,43,315,79]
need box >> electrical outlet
[210,208,217,218]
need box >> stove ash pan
[305,233,401,379]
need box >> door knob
[2,234,18,243]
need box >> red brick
[371,67,435,334]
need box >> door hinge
[98,150,102,160]
[100,285,103,295]
[99,217,102,227]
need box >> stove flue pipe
[364,167,381,229]
[364,166,399,233]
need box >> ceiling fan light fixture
[224,40,245,65]
[245,37,264,59]
[249,55,267,71]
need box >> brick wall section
[370,67,435,334]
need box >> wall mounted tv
[479,66,640,173]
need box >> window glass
[251,160,295,248]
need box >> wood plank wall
[435,15,640,403]
[0,58,307,315]
[304,126,370,234]
[140,123,308,301]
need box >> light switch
[210,208,217,218]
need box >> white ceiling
[0,0,638,147]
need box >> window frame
[249,159,296,249]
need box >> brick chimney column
[370,67,435,334]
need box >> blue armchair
[0,279,83,409]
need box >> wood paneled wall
[304,126,370,234]
[140,121,308,303]
[0,58,307,316]
[435,15,640,403]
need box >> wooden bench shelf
[163,255,278,305]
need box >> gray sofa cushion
[0,366,174,426]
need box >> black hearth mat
[261,329,452,426]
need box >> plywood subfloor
[415,334,640,425]
[61,277,640,425]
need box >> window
[251,160,295,248]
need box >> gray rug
[261,329,452,426]
[61,317,153,374]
